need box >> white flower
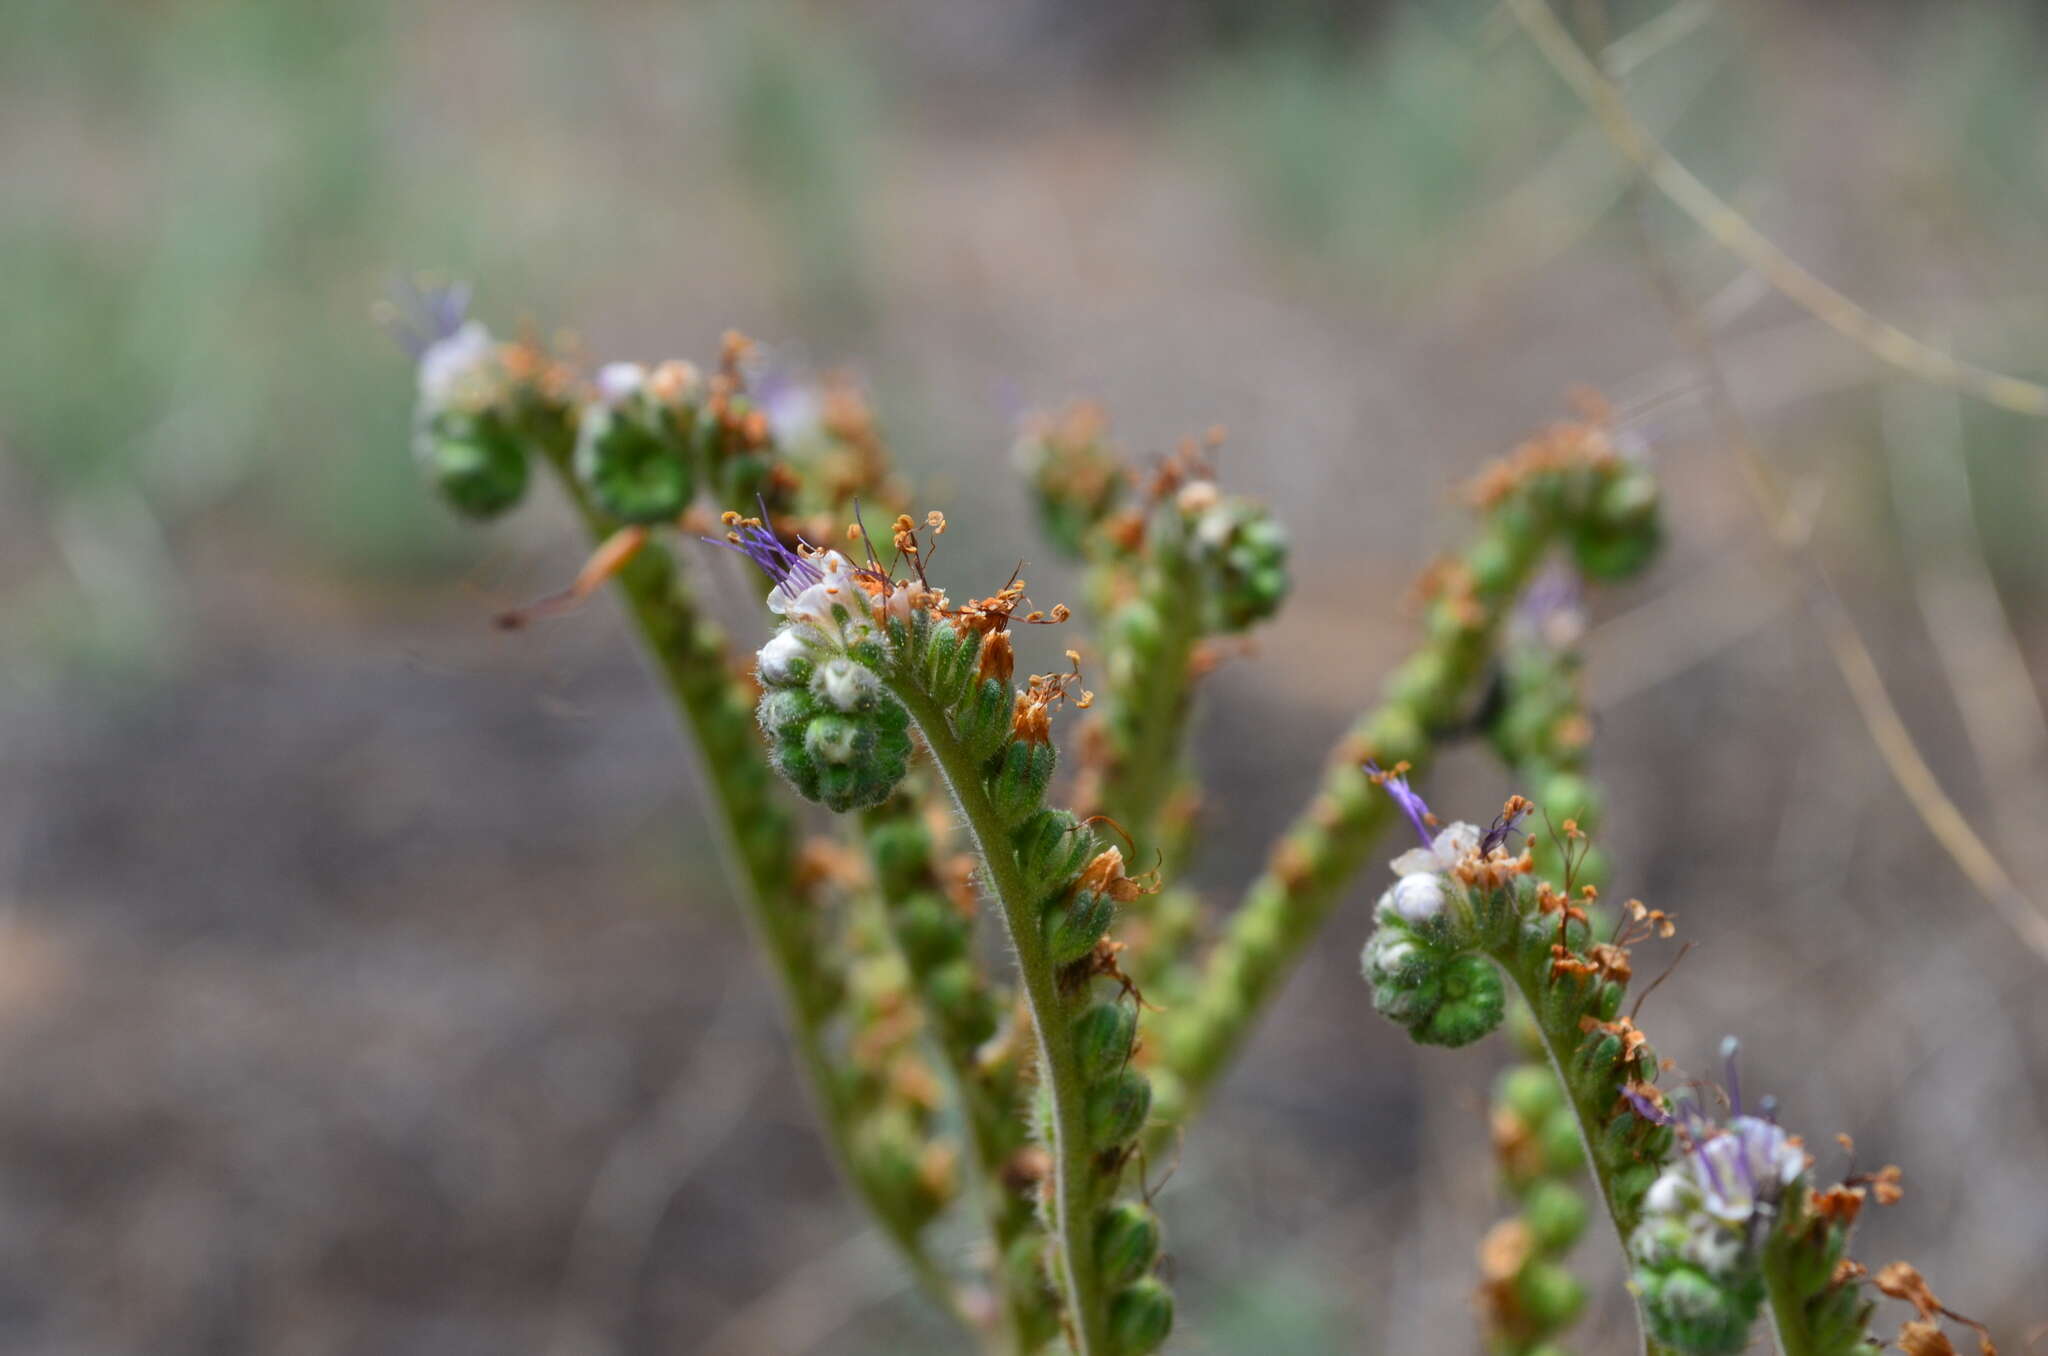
[818,658,878,712]
[417,320,497,411]
[1387,872,1449,923]
[757,629,812,686]
[767,550,879,649]
[1643,1171,1690,1218]
[595,361,648,405]
[1690,1116,1804,1225]
[1391,821,1481,878]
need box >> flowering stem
[1761,1258,1817,1356]
[1092,552,1200,866]
[1155,524,1544,1114]
[1493,948,1671,1356]
[858,793,1049,1352]
[532,450,968,1327]
[885,675,1112,1355]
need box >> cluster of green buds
[745,546,917,812]
[1178,479,1289,633]
[1480,1059,1593,1344]
[397,282,532,518]
[1359,792,1511,1047]
[399,290,1980,1356]
[572,361,701,523]
[839,886,961,1236]
[713,505,1172,1353]
[1012,403,1127,559]
[1625,1047,1805,1355]
[1357,772,1683,1334]
[1359,767,1939,1356]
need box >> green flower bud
[1045,889,1115,967]
[1192,498,1289,632]
[756,653,913,812]
[893,893,966,971]
[1572,468,1661,580]
[1516,1259,1586,1330]
[1073,1002,1139,1081]
[1364,929,1444,1027]
[922,958,990,1040]
[1085,1068,1152,1148]
[1094,1201,1162,1289]
[1465,529,1523,598]
[573,391,695,523]
[1417,952,1505,1047]
[1014,412,1124,558]
[851,1112,941,1234]
[1385,650,1453,717]
[989,738,1058,823]
[1497,1064,1564,1126]
[1538,1106,1586,1175]
[418,409,528,519]
[1637,1263,1763,1356]
[1522,1179,1589,1251]
[1106,1277,1174,1356]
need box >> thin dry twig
[1509,0,2048,966]
[1880,380,2048,844]
[1505,0,2048,418]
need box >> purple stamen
[1692,1134,1729,1198]
[704,503,823,592]
[388,276,473,360]
[1481,801,1531,855]
[1731,1128,1759,1196]
[1621,1086,1673,1126]
[1367,761,1436,848]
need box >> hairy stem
[1762,1256,1816,1356]
[1092,554,1200,866]
[859,795,1045,1352]
[889,677,1110,1355]
[1492,947,1669,1356]
[534,451,966,1324]
[1158,526,1548,1113]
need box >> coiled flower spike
[1358,763,1509,1047]
[1627,1039,1808,1356]
[393,279,530,518]
[714,511,913,811]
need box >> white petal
[1432,821,1482,864]
[757,629,810,685]
[818,658,876,712]
[417,320,495,409]
[596,361,647,405]
[1390,847,1440,877]
[1390,873,1448,923]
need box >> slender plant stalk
[533,450,966,1323]
[1496,955,1669,1356]
[1158,523,1550,1110]
[858,793,1046,1353]
[1763,1259,1816,1356]
[889,677,1111,1354]
[1091,553,1200,864]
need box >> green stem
[858,797,1043,1353]
[890,678,1109,1356]
[1762,1256,1815,1356]
[533,452,966,1326]
[1093,555,1200,866]
[1494,951,1670,1356]
[1159,519,1547,1113]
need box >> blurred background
[3,1,2047,1352]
